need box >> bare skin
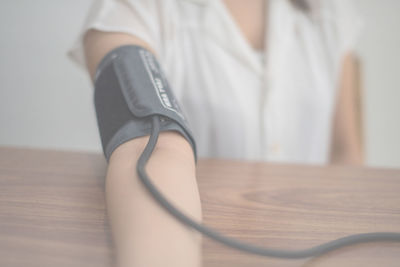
[222,0,267,50]
[83,1,362,266]
[330,52,364,165]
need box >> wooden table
[0,146,399,267]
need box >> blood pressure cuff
[93,45,197,163]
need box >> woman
[67,0,364,266]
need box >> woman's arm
[330,52,364,165]
[84,29,203,267]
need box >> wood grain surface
[0,146,399,267]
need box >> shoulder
[309,0,364,54]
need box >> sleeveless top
[67,0,363,164]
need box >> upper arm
[83,29,195,163]
[335,52,363,141]
[331,51,364,164]
[83,29,157,82]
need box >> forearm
[105,131,203,267]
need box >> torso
[159,0,344,163]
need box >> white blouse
[67,0,363,164]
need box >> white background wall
[0,0,399,168]
[353,0,400,168]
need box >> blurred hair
[290,0,311,12]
